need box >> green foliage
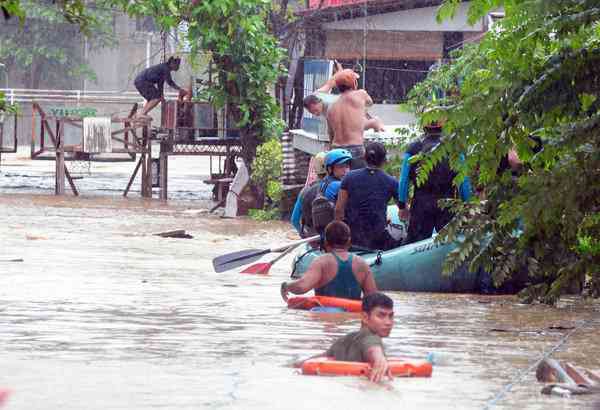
[116,0,286,169]
[252,137,283,210]
[0,0,117,89]
[248,207,281,221]
[408,0,600,303]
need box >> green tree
[119,0,285,162]
[406,0,600,302]
[117,0,286,205]
[0,0,116,89]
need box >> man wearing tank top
[280,221,377,301]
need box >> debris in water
[153,229,193,239]
[26,235,47,240]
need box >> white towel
[83,117,112,153]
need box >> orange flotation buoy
[287,296,362,312]
[301,357,433,377]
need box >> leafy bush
[406,0,600,303]
[248,208,281,221]
[250,138,283,218]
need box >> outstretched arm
[365,345,392,383]
[280,259,324,301]
[357,259,378,295]
[364,117,385,132]
[165,71,182,91]
[316,77,338,93]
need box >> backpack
[311,179,335,232]
[300,182,320,230]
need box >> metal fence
[0,88,179,105]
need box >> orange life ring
[287,296,362,312]
[301,357,432,377]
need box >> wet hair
[362,292,394,314]
[324,220,351,248]
[536,360,558,382]
[337,84,353,93]
[365,141,387,167]
[167,56,181,69]
[303,94,322,109]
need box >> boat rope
[482,316,595,409]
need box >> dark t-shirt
[326,328,384,362]
[135,62,179,90]
[340,167,399,246]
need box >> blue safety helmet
[325,149,352,168]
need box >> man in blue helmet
[311,149,353,233]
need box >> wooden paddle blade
[240,262,271,275]
[212,249,268,273]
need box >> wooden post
[140,124,152,198]
[55,121,65,195]
[123,157,143,197]
[146,129,153,198]
[159,142,168,201]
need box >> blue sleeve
[458,154,472,202]
[459,176,472,202]
[325,181,341,201]
[290,193,303,234]
[398,152,412,203]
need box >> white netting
[66,157,92,178]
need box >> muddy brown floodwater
[0,154,599,409]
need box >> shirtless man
[303,66,384,136]
[326,70,376,169]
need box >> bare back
[311,251,377,295]
[327,90,372,146]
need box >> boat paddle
[241,236,318,275]
[212,235,320,273]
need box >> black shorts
[134,78,162,101]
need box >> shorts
[134,78,162,101]
[332,144,366,170]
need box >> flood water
[1,152,599,410]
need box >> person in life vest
[280,220,377,301]
[311,149,353,234]
[290,152,328,237]
[398,122,472,244]
[335,141,401,250]
[294,292,394,383]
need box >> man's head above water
[362,292,394,338]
